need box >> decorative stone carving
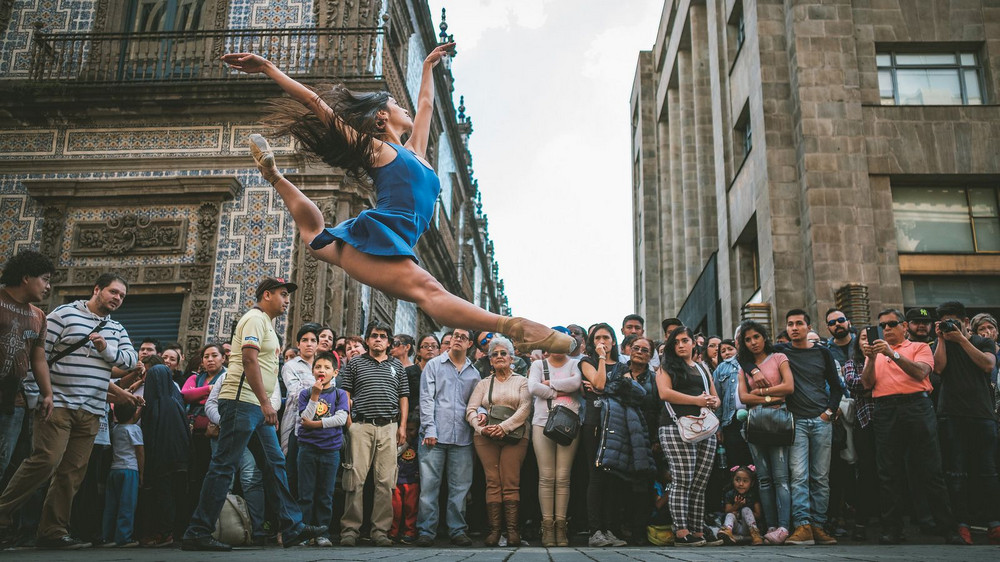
[144,266,176,283]
[188,299,208,330]
[180,265,213,294]
[72,215,186,256]
[196,202,220,263]
[51,268,68,285]
[186,336,203,358]
[40,207,65,262]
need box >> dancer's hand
[423,42,455,68]
[221,53,272,74]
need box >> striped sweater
[45,300,138,415]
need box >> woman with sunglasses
[736,320,794,544]
[465,336,531,546]
[578,323,627,547]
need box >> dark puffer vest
[594,372,656,479]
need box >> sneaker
[674,533,706,547]
[954,526,973,545]
[153,535,174,548]
[340,534,357,547]
[118,541,140,548]
[372,534,393,547]
[180,536,231,551]
[811,524,837,545]
[785,525,815,545]
[37,535,92,550]
[717,526,737,546]
[450,533,473,547]
[400,535,418,545]
[701,528,724,546]
[988,525,1000,546]
[588,530,612,547]
[604,530,627,547]
[414,535,434,547]
[765,526,789,545]
[315,537,333,547]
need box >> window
[892,186,1000,253]
[877,50,984,105]
[734,102,752,163]
[726,2,746,69]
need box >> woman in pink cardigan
[181,342,227,508]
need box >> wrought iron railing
[29,26,388,84]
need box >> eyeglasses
[827,317,848,327]
[490,351,509,358]
[478,332,494,346]
[452,333,470,342]
[420,343,439,350]
[631,346,651,354]
[879,320,902,329]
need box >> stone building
[0,0,508,356]
[631,0,1000,337]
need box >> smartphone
[865,325,880,344]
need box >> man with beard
[906,308,935,343]
[824,308,857,366]
[0,273,140,549]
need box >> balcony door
[122,0,208,80]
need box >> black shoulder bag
[541,360,580,446]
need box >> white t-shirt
[110,423,143,471]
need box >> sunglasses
[879,320,902,329]
[478,332,494,346]
[490,350,509,358]
[631,346,651,354]
[369,333,389,340]
[391,340,403,347]
[827,316,848,327]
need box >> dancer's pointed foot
[496,317,577,355]
[249,134,281,183]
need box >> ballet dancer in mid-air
[221,43,574,354]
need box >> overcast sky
[427,0,663,334]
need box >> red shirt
[871,339,934,398]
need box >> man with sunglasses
[338,322,409,547]
[414,328,480,547]
[860,309,963,546]
[824,308,857,366]
[472,331,528,379]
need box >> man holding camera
[931,301,1000,545]
[860,308,962,545]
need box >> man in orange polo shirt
[860,308,962,546]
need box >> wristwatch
[764,395,772,403]
[892,351,900,361]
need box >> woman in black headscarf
[138,364,191,546]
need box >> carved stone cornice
[72,214,186,256]
[0,155,303,175]
[24,176,240,206]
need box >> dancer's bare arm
[221,53,379,150]
[406,42,455,158]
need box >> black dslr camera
[938,319,961,333]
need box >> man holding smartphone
[931,301,1000,545]
[860,308,962,545]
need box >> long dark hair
[736,320,775,366]
[269,84,392,181]
[660,325,695,379]
[585,323,619,362]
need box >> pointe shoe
[248,134,281,183]
[496,317,577,355]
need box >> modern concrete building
[0,1,509,354]
[631,0,1000,337]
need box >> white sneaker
[604,530,627,547]
[315,537,333,547]
[588,530,612,547]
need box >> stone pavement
[3,544,999,561]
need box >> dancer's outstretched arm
[221,53,378,151]
[406,42,454,158]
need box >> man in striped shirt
[0,273,139,549]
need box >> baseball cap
[255,277,298,301]
[905,308,933,322]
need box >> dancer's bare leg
[251,134,573,351]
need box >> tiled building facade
[0,0,508,354]
[632,0,1000,336]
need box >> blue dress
[309,142,441,263]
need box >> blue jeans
[209,435,266,537]
[416,442,473,538]
[102,469,138,544]
[297,443,340,537]
[747,441,791,529]
[789,416,832,527]
[184,399,302,539]
[0,408,25,477]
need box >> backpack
[213,493,252,546]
